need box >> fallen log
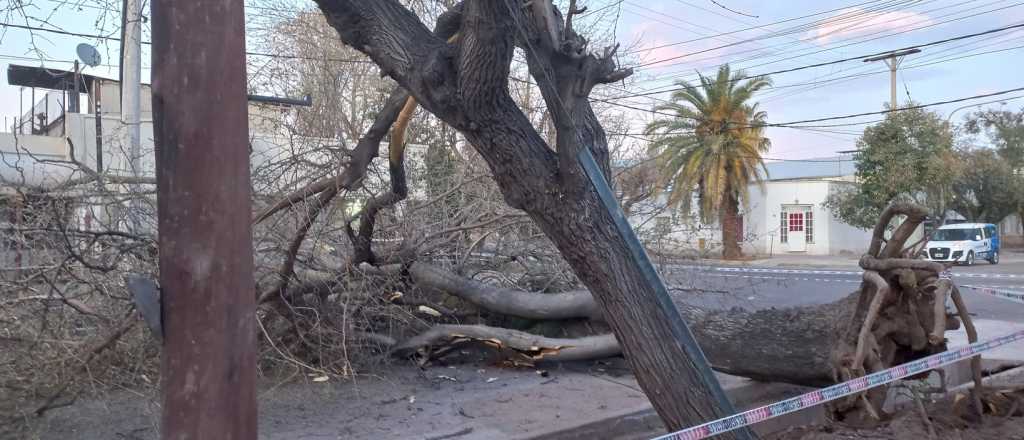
[391,324,620,363]
[396,203,969,418]
[408,260,859,386]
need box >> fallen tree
[247,0,983,432]
[392,202,976,420]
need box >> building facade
[629,157,874,256]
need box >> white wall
[826,182,872,255]
[750,180,830,255]
[1001,213,1023,245]
[626,179,874,256]
[66,113,156,178]
[746,180,870,256]
[0,132,72,189]
[95,81,154,120]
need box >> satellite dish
[76,43,101,67]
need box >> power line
[631,0,931,66]
[623,0,951,86]
[624,0,904,54]
[596,85,1024,129]
[606,21,1024,101]
[629,0,1014,87]
[708,0,759,18]
[752,30,1024,104]
[0,20,373,64]
[610,131,858,162]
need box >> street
[663,259,1024,322]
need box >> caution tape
[674,264,1024,280]
[644,266,1024,439]
[959,285,1024,305]
[650,329,1024,440]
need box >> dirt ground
[771,388,1024,440]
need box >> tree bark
[721,189,742,259]
[310,1,744,433]
[403,260,962,390]
[408,261,852,386]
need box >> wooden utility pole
[863,48,921,110]
[150,0,257,438]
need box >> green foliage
[643,64,771,223]
[950,148,1022,223]
[825,106,958,229]
[965,109,1024,168]
[963,109,1024,222]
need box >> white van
[923,223,1000,265]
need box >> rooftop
[763,156,857,181]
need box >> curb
[527,359,1024,440]
[520,408,662,440]
[525,379,814,440]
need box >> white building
[0,65,350,272]
[743,158,871,256]
[1,64,438,266]
[629,157,873,256]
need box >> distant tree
[966,109,1024,168]
[965,109,1024,225]
[949,148,1021,223]
[644,64,771,259]
[825,106,959,229]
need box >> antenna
[76,43,102,67]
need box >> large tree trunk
[407,261,963,388]
[397,203,973,421]
[308,1,748,434]
[408,260,849,386]
[721,189,742,259]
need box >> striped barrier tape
[960,284,1024,305]
[671,264,1024,280]
[651,329,1024,440]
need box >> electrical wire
[605,20,1024,101]
[595,85,1024,130]
[0,20,373,64]
[628,0,1014,89]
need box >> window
[931,228,972,241]
[788,212,804,232]
[805,210,814,244]
[779,213,788,243]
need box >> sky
[2,0,1024,159]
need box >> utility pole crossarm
[864,48,921,111]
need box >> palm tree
[644,64,771,259]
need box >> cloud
[805,7,933,44]
[625,22,726,69]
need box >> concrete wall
[750,180,832,255]
[826,182,872,255]
[66,113,156,177]
[626,179,872,256]
[1001,213,1024,246]
[95,81,154,120]
[0,132,72,189]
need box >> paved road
[661,263,1024,322]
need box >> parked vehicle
[922,223,1000,265]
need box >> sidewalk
[696,251,1024,270]
[946,318,1024,362]
[32,360,808,440]
[703,254,862,269]
[32,327,1023,440]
